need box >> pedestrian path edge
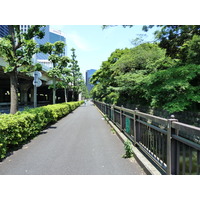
[94,104,162,175]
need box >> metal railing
[94,100,200,175]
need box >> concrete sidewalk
[0,101,146,175]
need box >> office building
[0,25,9,37]
[1,25,31,38]
[34,26,66,70]
[20,25,31,33]
[86,69,96,92]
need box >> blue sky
[51,25,158,77]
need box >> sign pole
[33,71,42,108]
[34,84,37,108]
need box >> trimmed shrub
[0,101,83,159]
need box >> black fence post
[167,115,178,175]
[135,108,140,145]
[113,105,115,123]
[120,105,123,131]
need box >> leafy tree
[40,41,66,104]
[113,43,166,72]
[91,43,167,106]
[179,34,200,64]
[143,64,200,112]
[69,48,82,101]
[115,43,167,104]
[79,76,90,99]
[93,25,200,113]
[0,25,45,114]
[108,25,200,61]
[56,56,72,102]
[90,48,128,103]
[144,25,200,60]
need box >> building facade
[86,69,96,92]
[34,25,50,61]
[34,26,67,70]
[20,25,31,33]
[0,25,9,37]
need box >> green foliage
[0,25,45,73]
[180,35,200,65]
[122,140,134,158]
[48,66,63,78]
[80,80,90,99]
[90,48,129,103]
[117,43,166,73]
[0,101,83,159]
[40,41,65,56]
[91,36,200,114]
[144,64,200,113]
[91,43,166,106]
[0,25,45,114]
[153,25,200,59]
[40,41,71,104]
[69,48,83,100]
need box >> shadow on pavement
[0,124,57,162]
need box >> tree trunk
[64,87,67,102]
[72,90,74,101]
[10,70,18,114]
[53,77,56,104]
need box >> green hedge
[0,101,84,159]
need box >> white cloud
[66,32,93,51]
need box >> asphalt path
[0,101,146,175]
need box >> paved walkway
[0,101,146,175]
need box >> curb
[95,105,162,175]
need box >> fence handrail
[94,100,200,175]
[172,121,200,136]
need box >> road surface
[0,101,146,175]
